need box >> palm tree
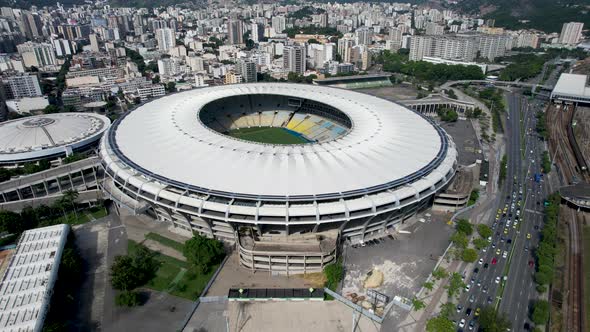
[61,190,79,220]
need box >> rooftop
[107,83,455,199]
[551,73,590,100]
[0,113,110,164]
[0,224,69,332]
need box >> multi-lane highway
[451,92,549,331]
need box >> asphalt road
[451,92,550,331]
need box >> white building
[283,45,306,75]
[422,56,487,73]
[16,42,57,68]
[2,74,42,99]
[52,38,77,57]
[137,84,165,101]
[156,28,175,51]
[236,59,257,83]
[194,74,208,87]
[0,224,69,332]
[5,96,49,114]
[559,22,584,46]
[187,56,205,72]
[157,58,185,77]
[271,16,286,34]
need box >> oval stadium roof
[108,83,454,198]
[0,112,111,164]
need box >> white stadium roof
[107,83,453,199]
[0,224,69,332]
[0,113,110,164]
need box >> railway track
[547,104,587,332]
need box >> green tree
[110,256,141,291]
[446,89,457,99]
[450,231,468,249]
[324,258,344,290]
[0,210,22,234]
[183,234,225,273]
[439,302,455,318]
[462,248,478,263]
[473,238,489,250]
[110,244,159,291]
[412,298,425,311]
[456,219,473,235]
[426,315,454,332]
[166,82,176,92]
[116,290,141,307]
[478,306,511,332]
[43,105,61,114]
[423,281,434,290]
[432,267,448,280]
[531,300,550,325]
[446,272,465,298]
[477,224,493,239]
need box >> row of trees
[477,87,505,134]
[0,190,81,236]
[535,111,548,140]
[533,193,560,293]
[378,50,485,82]
[499,54,546,81]
[450,219,480,263]
[43,232,84,331]
[541,151,551,174]
[0,160,51,183]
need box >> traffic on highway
[451,92,550,331]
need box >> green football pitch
[227,127,309,144]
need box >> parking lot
[342,215,454,322]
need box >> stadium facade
[100,83,458,274]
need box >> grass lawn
[145,232,185,253]
[128,240,217,300]
[583,226,590,328]
[89,206,108,219]
[227,127,308,144]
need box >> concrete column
[312,223,320,233]
[80,170,88,189]
[16,189,22,200]
[285,255,289,276]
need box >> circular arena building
[100,83,457,274]
[0,113,111,165]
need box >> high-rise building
[236,59,257,83]
[16,42,57,68]
[409,35,477,62]
[272,16,286,34]
[2,74,42,99]
[18,11,42,40]
[516,32,539,49]
[356,27,373,46]
[477,34,509,60]
[155,28,175,51]
[425,22,444,35]
[52,39,77,57]
[251,23,264,42]
[227,20,244,45]
[283,45,306,75]
[224,71,242,84]
[89,33,100,52]
[559,22,584,45]
[338,37,355,63]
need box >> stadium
[0,113,110,165]
[100,83,457,274]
